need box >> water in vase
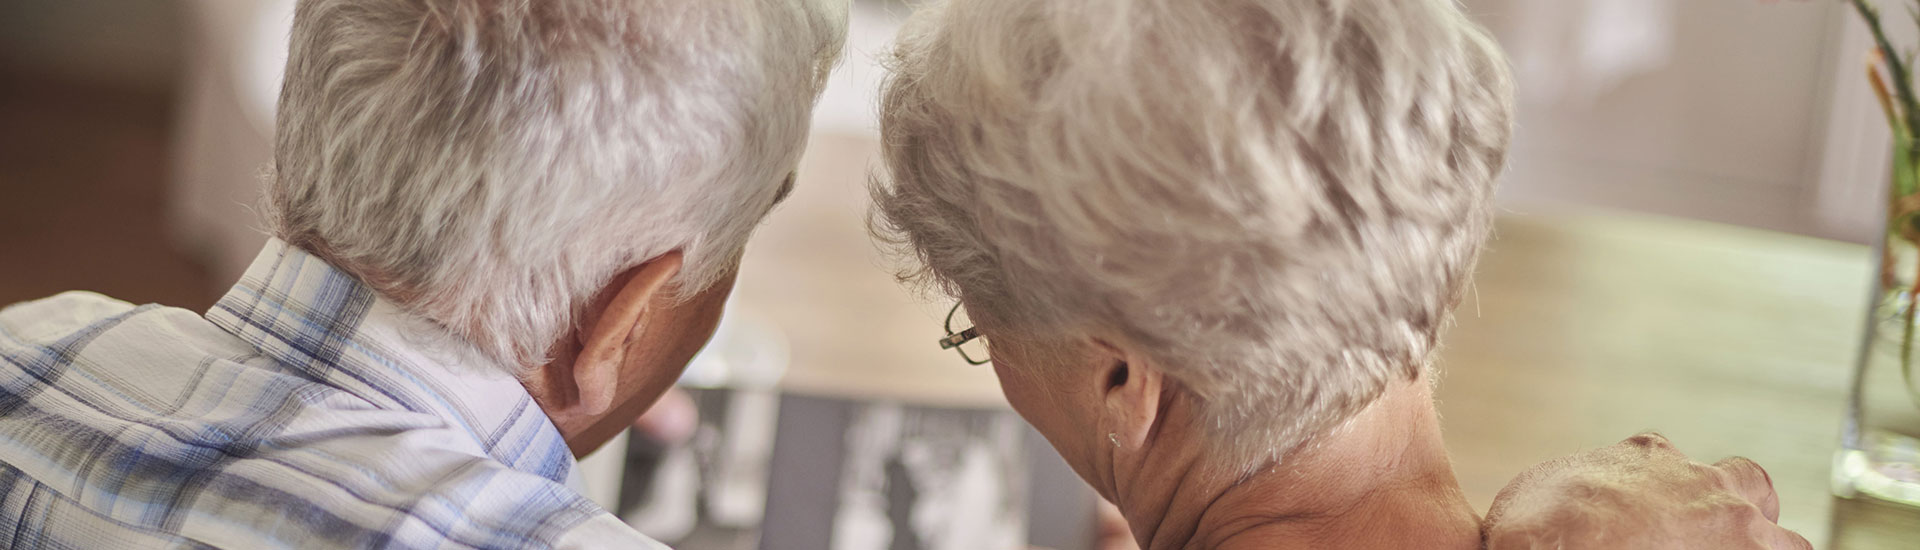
[1837,237,1920,508]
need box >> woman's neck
[1114,377,1480,550]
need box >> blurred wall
[0,0,1890,314]
[817,1,1875,241]
[1464,0,1855,239]
[0,0,210,309]
[0,0,183,92]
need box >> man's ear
[1093,338,1165,450]
[571,252,684,416]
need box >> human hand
[1484,433,1812,550]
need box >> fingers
[1613,432,1683,461]
[1716,456,1803,550]
[1616,434,1781,525]
[1714,456,1781,523]
[1622,431,1676,451]
[1763,525,1813,550]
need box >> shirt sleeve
[551,513,675,550]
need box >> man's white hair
[269,0,846,369]
[872,0,1513,470]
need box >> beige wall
[824,0,1871,239]
[1465,0,1854,238]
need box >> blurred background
[2,0,1913,548]
[0,0,1874,307]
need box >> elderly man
[0,0,841,547]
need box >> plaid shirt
[0,240,667,549]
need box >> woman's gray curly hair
[871,0,1514,469]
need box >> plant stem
[1854,0,1920,135]
[1906,259,1920,400]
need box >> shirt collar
[205,238,579,483]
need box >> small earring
[1109,432,1120,448]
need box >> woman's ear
[1093,338,1165,451]
[565,252,684,416]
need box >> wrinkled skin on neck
[983,330,1479,550]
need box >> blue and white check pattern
[0,240,666,549]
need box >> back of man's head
[268,0,847,370]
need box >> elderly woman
[871,0,1810,549]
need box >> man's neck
[1117,377,1479,550]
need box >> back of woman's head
[872,0,1514,471]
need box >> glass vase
[1835,221,1920,508]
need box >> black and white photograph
[829,403,1028,550]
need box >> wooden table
[1436,212,1920,549]
[736,135,1920,548]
